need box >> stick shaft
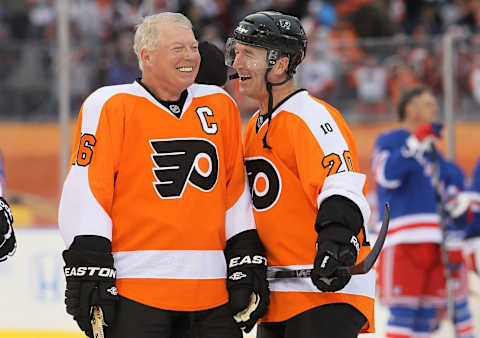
[266,203,390,279]
[91,306,105,338]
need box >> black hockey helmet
[226,11,307,76]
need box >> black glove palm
[0,197,16,262]
[63,236,118,338]
[225,230,269,333]
[311,225,359,292]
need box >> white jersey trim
[382,213,439,231]
[225,172,256,240]
[59,169,113,247]
[267,265,375,298]
[317,172,371,227]
[383,227,442,247]
[113,249,226,279]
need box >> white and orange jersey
[59,81,255,311]
[244,89,375,332]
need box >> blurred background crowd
[1,0,480,123]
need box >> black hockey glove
[225,230,269,333]
[62,235,118,338]
[311,195,363,292]
[311,225,359,292]
[0,197,16,262]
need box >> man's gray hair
[133,12,193,71]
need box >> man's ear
[272,56,289,75]
[140,48,150,68]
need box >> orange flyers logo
[150,138,219,199]
[245,157,281,211]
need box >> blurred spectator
[407,25,441,93]
[2,0,480,121]
[308,0,337,29]
[3,0,31,40]
[455,0,480,34]
[268,0,309,19]
[388,61,420,107]
[327,18,364,65]
[350,55,388,115]
[29,0,55,40]
[469,55,480,106]
[105,29,139,85]
[402,0,443,35]
[297,33,336,100]
[198,23,224,50]
[335,0,371,19]
[349,1,394,38]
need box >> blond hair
[133,12,193,71]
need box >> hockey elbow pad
[62,235,118,338]
[311,195,362,292]
[0,197,16,262]
[225,229,269,332]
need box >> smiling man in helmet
[226,11,375,337]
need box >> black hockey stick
[430,144,458,337]
[266,203,390,279]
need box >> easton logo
[245,157,281,211]
[150,138,219,198]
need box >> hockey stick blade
[266,203,390,279]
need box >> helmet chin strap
[262,68,291,149]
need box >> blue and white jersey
[466,157,480,239]
[371,128,451,247]
[443,160,470,247]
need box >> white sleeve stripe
[317,172,371,227]
[225,174,256,240]
[58,167,113,248]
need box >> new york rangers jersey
[59,80,255,311]
[466,157,480,238]
[372,128,452,247]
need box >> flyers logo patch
[245,157,281,211]
[150,138,219,198]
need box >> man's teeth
[240,75,251,81]
[177,67,193,72]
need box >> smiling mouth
[177,66,194,72]
[239,75,251,81]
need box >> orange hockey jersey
[59,81,255,311]
[244,90,375,332]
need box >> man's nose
[185,47,198,59]
[232,54,244,69]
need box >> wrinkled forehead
[157,23,196,45]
